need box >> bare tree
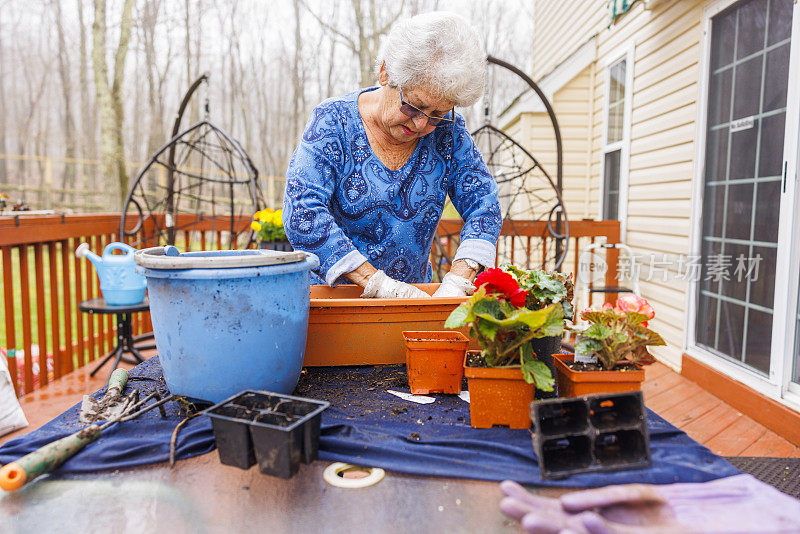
[291,0,306,139]
[302,0,406,87]
[52,0,77,201]
[77,0,96,194]
[0,19,7,184]
[140,0,172,156]
[92,0,136,205]
[0,0,535,212]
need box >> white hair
[376,11,486,107]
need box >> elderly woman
[283,11,501,298]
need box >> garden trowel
[79,368,138,423]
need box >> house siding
[526,0,709,370]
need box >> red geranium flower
[475,268,529,307]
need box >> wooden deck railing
[1,213,620,397]
[0,213,248,397]
[437,218,621,291]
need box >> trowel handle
[107,368,129,394]
[0,426,102,491]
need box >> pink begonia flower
[601,302,614,310]
[615,294,655,319]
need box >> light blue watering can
[75,242,147,306]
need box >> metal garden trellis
[432,55,569,278]
[120,74,266,249]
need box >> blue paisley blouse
[283,87,502,286]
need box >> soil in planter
[565,361,640,372]
[465,352,486,368]
[464,351,523,370]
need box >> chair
[575,241,640,318]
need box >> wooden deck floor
[3,357,799,456]
[644,361,800,457]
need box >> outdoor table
[0,452,549,532]
[77,297,155,378]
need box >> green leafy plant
[503,264,575,320]
[444,267,565,391]
[574,294,666,371]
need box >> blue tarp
[0,357,739,487]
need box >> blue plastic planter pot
[135,247,319,403]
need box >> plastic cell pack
[204,390,329,479]
[530,391,651,479]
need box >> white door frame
[778,0,800,404]
[686,0,800,408]
[598,42,635,239]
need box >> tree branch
[300,0,357,51]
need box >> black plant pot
[258,241,294,252]
[530,335,563,399]
[530,391,651,480]
[204,390,329,479]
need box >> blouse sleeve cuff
[453,238,497,268]
[325,249,369,287]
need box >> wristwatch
[462,259,480,271]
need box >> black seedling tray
[204,390,330,479]
[530,391,651,479]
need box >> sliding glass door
[696,0,795,377]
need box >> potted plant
[555,294,666,397]
[402,330,470,395]
[252,208,292,251]
[503,265,574,398]
[445,267,564,429]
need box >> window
[601,52,631,223]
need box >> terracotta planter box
[402,331,469,394]
[464,351,534,429]
[553,353,644,398]
[304,284,477,366]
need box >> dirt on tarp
[292,364,471,426]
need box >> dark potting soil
[293,364,471,427]
[565,361,640,372]
[465,352,485,368]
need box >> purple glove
[500,474,800,533]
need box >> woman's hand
[360,270,431,299]
[432,260,478,297]
[433,273,475,297]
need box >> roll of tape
[322,462,385,488]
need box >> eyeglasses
[398,87,455,127]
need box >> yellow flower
[250,221,262,232]
[258,208,276,223]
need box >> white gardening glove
[432,272,475,297]
[360,270,431,299]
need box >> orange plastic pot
[305,284,477,366]
[464,351,534,429]
[553,353,644,398]
[402,331,469,394]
